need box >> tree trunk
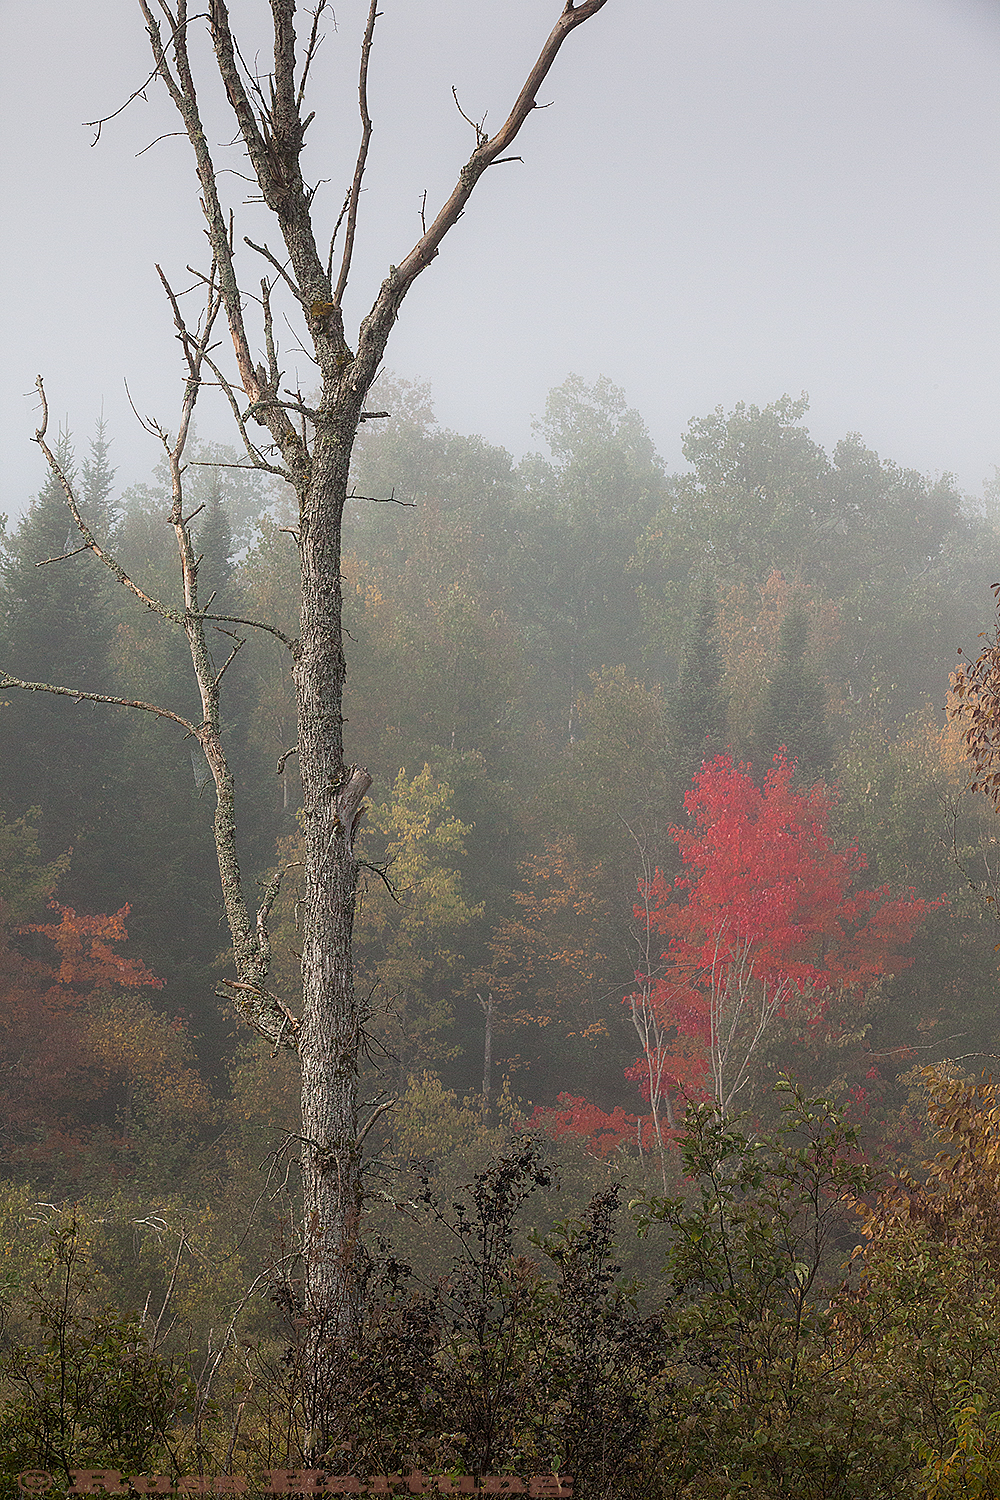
[57,0,611,1461]
[479,989,496,1127]
[294,435,370,1427]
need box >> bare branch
[141,0,305,460]
[123,378,163,439]
[296,0,329,110]
[347,486,415,508]
[245,237,305,307]
[136,130,188,157]
[212,633,246,690]
[34,377,182,623]
[255,859,302,977]
[197,612,299,652]
[451,85,488,147]
[334,0,378,308]
[85,6,210,143]
[355,1097,396,1149]
[36,544,91,566]
[352,0,611,387]
[0,673,196,733]
[261,278,281,388]
[217,977,300,1049]
[277,745,298,775]
[325,184,353,282]
[199,350,293,480]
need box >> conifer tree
[670,572,727,792]
[753,602,833,783]
[194,478,236,612]
[0,430,125,896]
[79,414,118,540]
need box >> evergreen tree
[79,413,118,540]
[0,429,127,902]
[753,602,833,784]
[194,477,235,610]
[670,572,727,792]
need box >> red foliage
[24,902,164,990]
[626,751,942,1110]
[526,1093,660,1158]
[539,751,943,1161]
[0,900,164,1172]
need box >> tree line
[2,371,1000,1492]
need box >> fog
[1,0,999,518]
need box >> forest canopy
[2,375,999,1495]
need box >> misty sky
[2,0,999,525]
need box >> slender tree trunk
[479,989,495,1126]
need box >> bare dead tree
[4,0,611,1459]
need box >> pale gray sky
[2,0,999,523]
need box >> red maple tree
[626,751,941,1123]
[534,751,943,1170]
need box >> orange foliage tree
[0,900,209,1179]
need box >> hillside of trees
[2,375,1000,1496]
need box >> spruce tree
[0,427,125,904]
[79,413,118,540]
[753,602,834,784]
[670,572,727,792]
[195,477,235,610]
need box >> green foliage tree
[513,375,668,740]
[670,394,829,584]
[357,765,484,1091]
[0,807,69,926]
[0,1216,190,1492]
[630,1083,913,1498]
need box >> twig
[36,384,180,621]
[36,545,90,566]
[452,86,488,147]
[135,130,187,157]
[347,486,415,508]
[326,184,353,281]
[84,7,210,144]
[297,0,330,110]
[213,634,246,691]
[244,237,305,307]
